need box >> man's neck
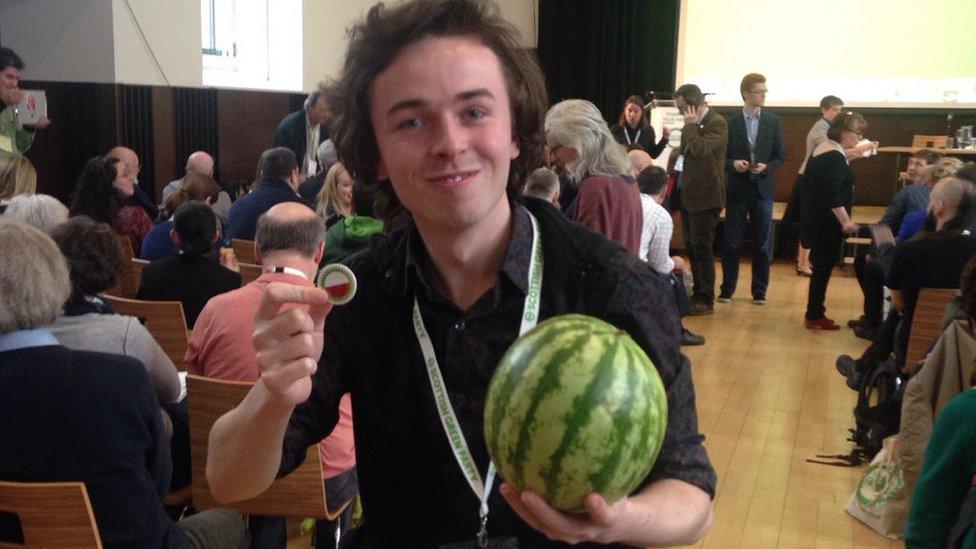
[415,200,513,312]
[261,252,318,281]
[743,105,761,117]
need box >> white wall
[0,0,116,84]
[112,0,202,87]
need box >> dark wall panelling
[215,89,300,187]
[121,85,155,202]
[174,87,219,184]
[151,87,176,200]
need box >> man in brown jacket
[675,84,728,314]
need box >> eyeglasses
[549,144,563,154]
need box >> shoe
[805,316,840,330]
[795,266,813,277]
[835,355,862,390]
[680,328,706,346]
[688,301,714,316]
[853,324,877,341]
[716,293,732,303]
[847,315,865,329]
[752,295,766,305]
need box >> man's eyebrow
[385,88,495,117]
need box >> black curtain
[121,85,155,198]
[173,88,219,181]
[538,0,679,124]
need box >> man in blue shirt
[226,147,308,241]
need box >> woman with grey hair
[545,99,644,254]
[3,193,68,233]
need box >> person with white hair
[299,139,339,203]
[546,99,643,255]
[2,193,67,233]
[523,167,560,206]
[161,151,232,224]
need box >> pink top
[185,272,356,478]
[572,174,643,256]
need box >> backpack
[851,355,906,460]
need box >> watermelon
[484,314,668,513]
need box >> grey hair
[0,219,71,333]
[523,167,559,200]
[317,139,338,167]
[255,212,325,259]
[545,99,632,183]
[3,194,68,233]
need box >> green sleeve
[15,125,34,154]
[905,390,976,548]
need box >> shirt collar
[743,107,761,121]
[405,202,533,301]
[0,328,59,353]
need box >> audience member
[273,86,331,176]
[895,158,966,241]
[522,166,560,205]
[545,98,643,254]
[107,146,158,221]
[186,202,356,547]
[800,112,864,330]
[69,155,155,250]
[628,148,654,176]
[674,83,728,315]
[0,219,247,548]
[161,151,232,224]
[299,139,338,203]
[0,153,36,213]
[315,161,356,229]
[143,172,224,261]
[3,193,66,233]
[878,151,950,235]
[0,47,50,155]
[637,165,704,346]
[206,1,714,546]
[609,94,669,157]
[323,182,384,267]
[226,147,306,240]
[720,73,785,305]
[137,202,241,328]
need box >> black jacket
[725,109,786,201]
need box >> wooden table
[876,146,976,156]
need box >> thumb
[583,493,616,527]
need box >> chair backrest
[912,135,948,149]
[100,295,189,367]
[231,239,257,265]
[104,235,138,298]
[238,262,263,285]
[0,481,102,548]
[130,258,149,290]
[906,287,959,367]
[185,375,335,519]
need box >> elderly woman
[0,153,36,213]
[800,112,865,329]
[609,95,669,157]
[69,155,154,250]
[546,99,643,254]
[315,161,356,229]
[3,193,67,233]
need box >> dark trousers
[721,188,774,298]
[857,245,895,328]
[681,207,721,305]
[806,232,842,319]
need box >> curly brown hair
[328,0,548,223]
[51,216,125,297]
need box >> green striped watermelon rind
[484,313,668,514]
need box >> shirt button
[453,321,466,332]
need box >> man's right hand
[252,282,333,407]
[843,222,858,235]
[732,160,750,173]
[0,88,24,107]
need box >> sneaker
[752,295,766,305]
[688,301,714,316]
[716,293,732,303]
[805,316,840,330]
[680,328,706,346]
[853,324,877,341]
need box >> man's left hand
[500,483,633,544]
[749,162,767,174]
[35,116,51,129]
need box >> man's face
[0,67,20,91]
[308,96,330,126]
[907,157,929,181]
[624,102,642,127]
[370,36,518,233]
[112,163,135,197]
[822,104,843,122]
[674,96,689,115]
[743,82,767,109]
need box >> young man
[207,1,715,546]
[0,47,50,155]
[720,73,785,305]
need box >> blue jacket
[725,109,786,201]
[226,178,307,241]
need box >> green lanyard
[411,211,543,546]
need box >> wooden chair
[912,135,948,149]
[186,375,346,519]
[105,235,138,298]
[100,295,189,367]
[0,480,102,548]
[238,262,263,285]
[905,287,959,369]
[868,223,896,248]
[231,239,257,265]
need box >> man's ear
[169,229,180,246]
[313,241,325,264]
[510,137,520,160]
[254,245,262,265]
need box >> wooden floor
[679,261,901,549]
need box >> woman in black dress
[800,112,866,330]
[609,95,669,157]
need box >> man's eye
[397,118,423,130]
[463,107,487,120]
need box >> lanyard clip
[477,514,488,547]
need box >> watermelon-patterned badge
[316,263,357,305]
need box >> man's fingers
[583,493,616,527]
[259,358,317,392]
[500,484,559,540]
[519,490,591,540]
[253,307,317,350]
[255,331,318,369]
[255,282,331,322]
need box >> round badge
[316,263,357,305]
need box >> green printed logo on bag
[856,459,904,509]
